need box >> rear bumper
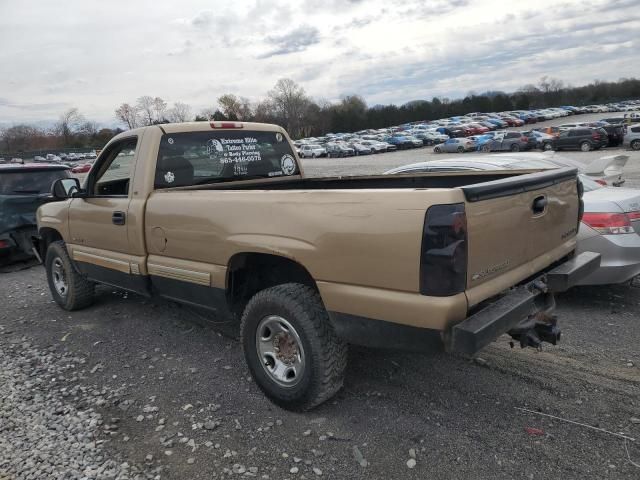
[576,233,640,285]
[448,251,601,355]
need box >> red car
[466,123,490,135]
[500,116,525,127]
[71,162,92,174]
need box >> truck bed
[183,168,577,203]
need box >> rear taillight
[582,212,635,234]
[521,136,528,142]
[420,203,467,296]
[0,240,9,248]
[627,211,640,221]
[594,179,608,186]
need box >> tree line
[2,76,639,154]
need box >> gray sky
[1,0,638,126]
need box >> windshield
[155,130,299,188]
[0,169,69,195]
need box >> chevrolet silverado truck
[35,121,600,411]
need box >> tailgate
[463,168,580,294]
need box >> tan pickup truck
[35,121,599,410]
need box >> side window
[91,138,137,196]
[631,127,640,133]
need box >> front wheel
[241,283,348,411]
[481,144,491,152]
[45,241,95,311]
[543,142,553,151]
[580,141,591,152]
[457,146,465,153]
[630,139,640,151]
[434,146,441,153]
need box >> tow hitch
[507,279,561,350]
[448,252,600,356]
[507,312,561,350]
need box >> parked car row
[294,101,640,158]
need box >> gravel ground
[2,112,640,479]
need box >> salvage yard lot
[2,112,640,479]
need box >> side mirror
[51,178,82,199]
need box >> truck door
[67,135,148,294]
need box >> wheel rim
[544,143,552,150]
[256,315,305,387]
[52,257,68,297]
[581,142,590,152]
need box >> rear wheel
[481,144,491,153]
[457,146,465,153]
[630,139,640,151]
[45,241,95,311]
[580,141,591,152]
[510,143,520,152]
[311,153,316,158]
[543,142,553,151]
[241,283,348,411]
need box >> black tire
[326,153,332,158]
[510,143,520,152]
[311,153,316,158]
[580,141,591,152]
[434,146,441,153]
[543,142,553,151]
[457,146,465,153]
[45,241,95,311]
[241,283,348,411]
[630,139,640,151]
[481,144,491,153]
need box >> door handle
[112,211,126,225]
[532,196,547,215]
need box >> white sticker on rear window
[208,137,262,165]
[280,154,296,175]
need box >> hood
[0,194,50,234]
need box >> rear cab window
[155,130,299,188]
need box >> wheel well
[38,228,63,259]
[227,253,318,317]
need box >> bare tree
[152,97,167,123]
[55,108,85,145]
[166,102,192,123]
[539,76,564,93]
[217,94,253,120]
[267,78,310,137]
[136,96,155,125]
[115,103,140,129]
[79,120,99,137]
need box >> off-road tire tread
[46,240,95,311]
[240,283,348,411]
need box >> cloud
[259,26,321,58]
[0,0,638,124]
